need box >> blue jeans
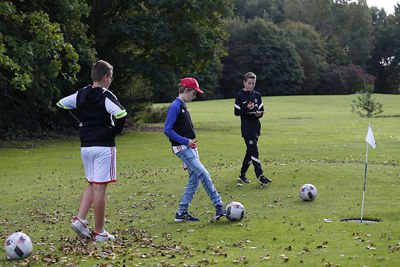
[175,147,223,214]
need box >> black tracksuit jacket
[234,89,264,138]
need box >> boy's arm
[256,96,264,118]
[112,116,126,135]
[164,104,189,145]
[234,95,243,116]
[234,94,255,116]
[104,92,128,135]
[56,92,81,129]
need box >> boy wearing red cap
[164,77,225,221]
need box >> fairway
[1,94,400,266]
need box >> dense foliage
[0,1,86,138]
[85,0,233,102]
[281,21,327,94]
[221,17,303,97]
[1,0,400,138]
[0,0,233,138]
[221,0,381,97]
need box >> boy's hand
[188,139,197,147]
[247,101,254,110]
[255,111,262,117]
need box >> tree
[284,0,373,68]
[340,0,373,67]
[195,58,224,100]
[366,7,389,92]
[220,17,304,97]
[86,0,234,103]
[0,0,234,138]
[368,4,400,93]
[10,0,97,89]
[324,35,350,66]
[233,0,284,23]
[351,83,383,117]
[281,21,328,94]
[0,1,81,138]
[284,0,335,35]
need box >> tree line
[1,0,399,138]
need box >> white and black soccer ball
[299,184,317,201]
[4,232,33,260]
[226,201,245,222]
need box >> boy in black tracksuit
[234,72,271,186]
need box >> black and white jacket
[56,85,127,147]
[234,89,264,138]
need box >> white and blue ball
[299,184,317,201]
[226,201,245,221]
[4,232,33,260]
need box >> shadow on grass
[376,114,400,118]
[285,117,313,120]
[340,217,380,223]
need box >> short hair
[178,84,195,94]
[91,60,113,82]
[243,72,256,81]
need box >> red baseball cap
[181,77,204,94]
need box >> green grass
[1,94,400,266]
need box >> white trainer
[93,230,115,241]
[70,217,91,238]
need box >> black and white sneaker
[175,211,200,222]
[214,205,226,220]
[238,173,250,184]
[259,175,272,186]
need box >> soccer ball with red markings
[4,232,33,259]
[300,184,317,201]
[226,202,245,222]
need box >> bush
[317,64,376,94]
[135,105,169,123]
[351,83,383,118]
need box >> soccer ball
[299,184,317,201]
[226,201,245,221]
[4,232,33,260]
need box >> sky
[366,0,398,14]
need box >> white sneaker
[93,230,115,241]
[71,217,91,238]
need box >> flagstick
[360,142,369,223]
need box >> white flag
[365,125,376,149]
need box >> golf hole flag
[360,124,376,223]
[366,125,376,149]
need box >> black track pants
[240,137,263,178]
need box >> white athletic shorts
[81,146,117,184]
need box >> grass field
[1,94,400,266]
